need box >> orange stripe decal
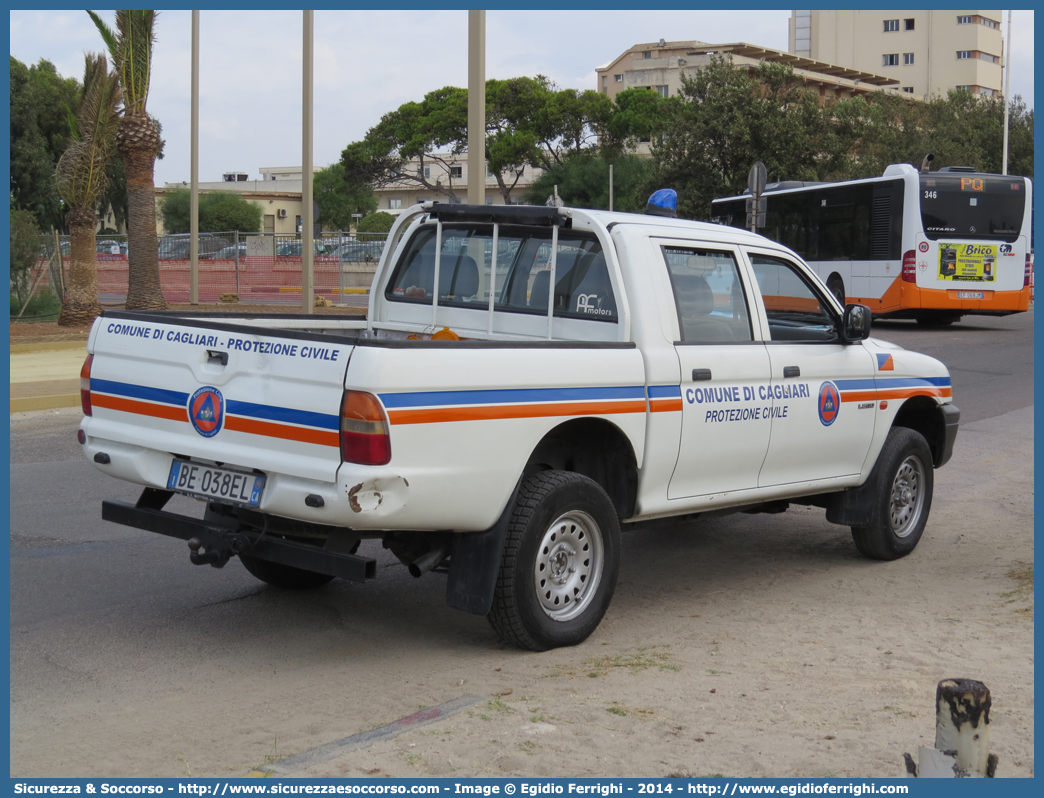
[388,400,648,426]
[225,416,340,447]
[650,398,683,412]
[841,388,951,403]
[92,393,189,423]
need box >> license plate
[957,291,984,299]
[167,459,266,507]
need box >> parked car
[332,240,384,262]
[214,242,248,260]
[158,235,230,260]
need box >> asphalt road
[8,308,1034,777]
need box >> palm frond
[114,9,157,115]
[56,53,122,209]
[87,10,119,65]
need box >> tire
[851,427,934,560]
[487,471,620,651]
[238,554,335,590]
[204,505,334,590]
[827,275,845,306]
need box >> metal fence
[27,231,388,307]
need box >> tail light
[80,354,94,416]
[340,391,391,465]
[901,250,917,283]
[1025,254,1033,287]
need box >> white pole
[609,163,614,212]
[1002,10,1012,175]
[189,10,199,304]
[302,10,314,313]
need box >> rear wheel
[487,471,620,651]
[851,427,934,560]
[827,275,845,306]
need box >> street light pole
[302,10,314,313]
[1002,10,1011,175]
[467,10,486,207]
[190,10,199,304]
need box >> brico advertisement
[938,242,997,282]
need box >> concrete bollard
[903,679,999,778]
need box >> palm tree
[88,9,166,310]
[55,53,121,327]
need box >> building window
[955,85,972,92]
[642,51,651,59]
[979,52,999,63]
[980,87,997,97]
[902,86,914,94]
[882,54,899,66]
[601,76,607,92]
[422,165,430,178]
[957,16,972,25]
[655,85,669,98]
[614,74,623,82]
[485,198,493,205]
[903,52,915,65]
[956,51,972,60]
[905,18,915,31]
[883,19,899,32]
[981,17,999,29]
[450,166,462,179]
[389,198,402,210]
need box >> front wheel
[487,471,620,651]
[851,427,934,560]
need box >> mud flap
[446,478,522,615]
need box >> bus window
[920,174,1026,242]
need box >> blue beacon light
[645,188,678,217]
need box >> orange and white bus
[711,163,1033,325]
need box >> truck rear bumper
[102,489,376,581]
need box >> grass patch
[11,289,61,320]
[583,645,680,676]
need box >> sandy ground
[9,406,1033,779]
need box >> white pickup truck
[81,203,959,650]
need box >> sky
[9,8,1035,186]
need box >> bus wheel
[827,275,845,305]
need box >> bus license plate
[167,459,265,507]
[957,291,984,299]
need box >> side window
[662,247,752,343]
[748,254,838,342]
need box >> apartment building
[789,10,1004,99]
[596,40,903,106]
[374,156,542,214]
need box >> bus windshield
[920,173,1026,242]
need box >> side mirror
[842,303,872,342]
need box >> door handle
[206,350,229,366]
[783,366,800,378]
[692,368,712,381]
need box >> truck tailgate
[86,316,352,483]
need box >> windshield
[920,173,1026,242]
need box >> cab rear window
[386,224,617,322]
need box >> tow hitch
[102,488,376,582]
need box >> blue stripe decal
[379,385,646,409]
[226,400,340,431]
[91,379,188,406]
[834,376,951,391]
[648,385,682,398]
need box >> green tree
[55,53,122,327]
[313,164,377,229]
[340,76,613,205]
[522,154,656,212]
[159,190,262,234]
[90,9,166,310]
[9,57,81,232]
[653,56,822,220]
[10,204,44,307]
[356,211,395,240]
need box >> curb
[11,341,88,354]
[11,394,80,413]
